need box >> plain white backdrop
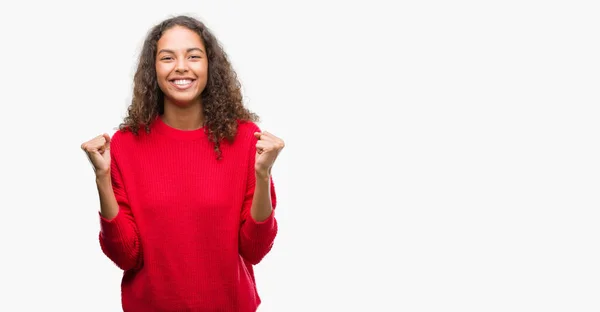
[0,0,599,311]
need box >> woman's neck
[161,100,204,130]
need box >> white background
[0,0,598,311]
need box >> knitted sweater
[98,116,277,312]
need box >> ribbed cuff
[99,210,128,241]
[246,210,276,235]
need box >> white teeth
[173,79,192,85]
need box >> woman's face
[155,25,208,107]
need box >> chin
[168,94,202,106]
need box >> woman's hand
[254,131,285,178]
[81,133,112,177]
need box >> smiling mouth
[169,79,196,90]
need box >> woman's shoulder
[109,125,147,149]
[236,119,261,139]
[111,126,133,140]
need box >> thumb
[102,133,111,149]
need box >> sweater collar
[152,115,207,141]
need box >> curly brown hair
[119,15,259,159]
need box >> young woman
[80,15,284,311]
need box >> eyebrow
[157,48,204,55]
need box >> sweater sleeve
[98,139,143,271]
[238,125,278,265]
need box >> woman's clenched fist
[254,131,285,178]
[81,133,111,177]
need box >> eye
[161,56,173,61]
[189,55,202,59]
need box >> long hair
[119,15,259,159]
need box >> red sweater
[98,116,277,312]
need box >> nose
[175,58,188,73]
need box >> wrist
[95,171,111,184]
[255,169,271,181]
